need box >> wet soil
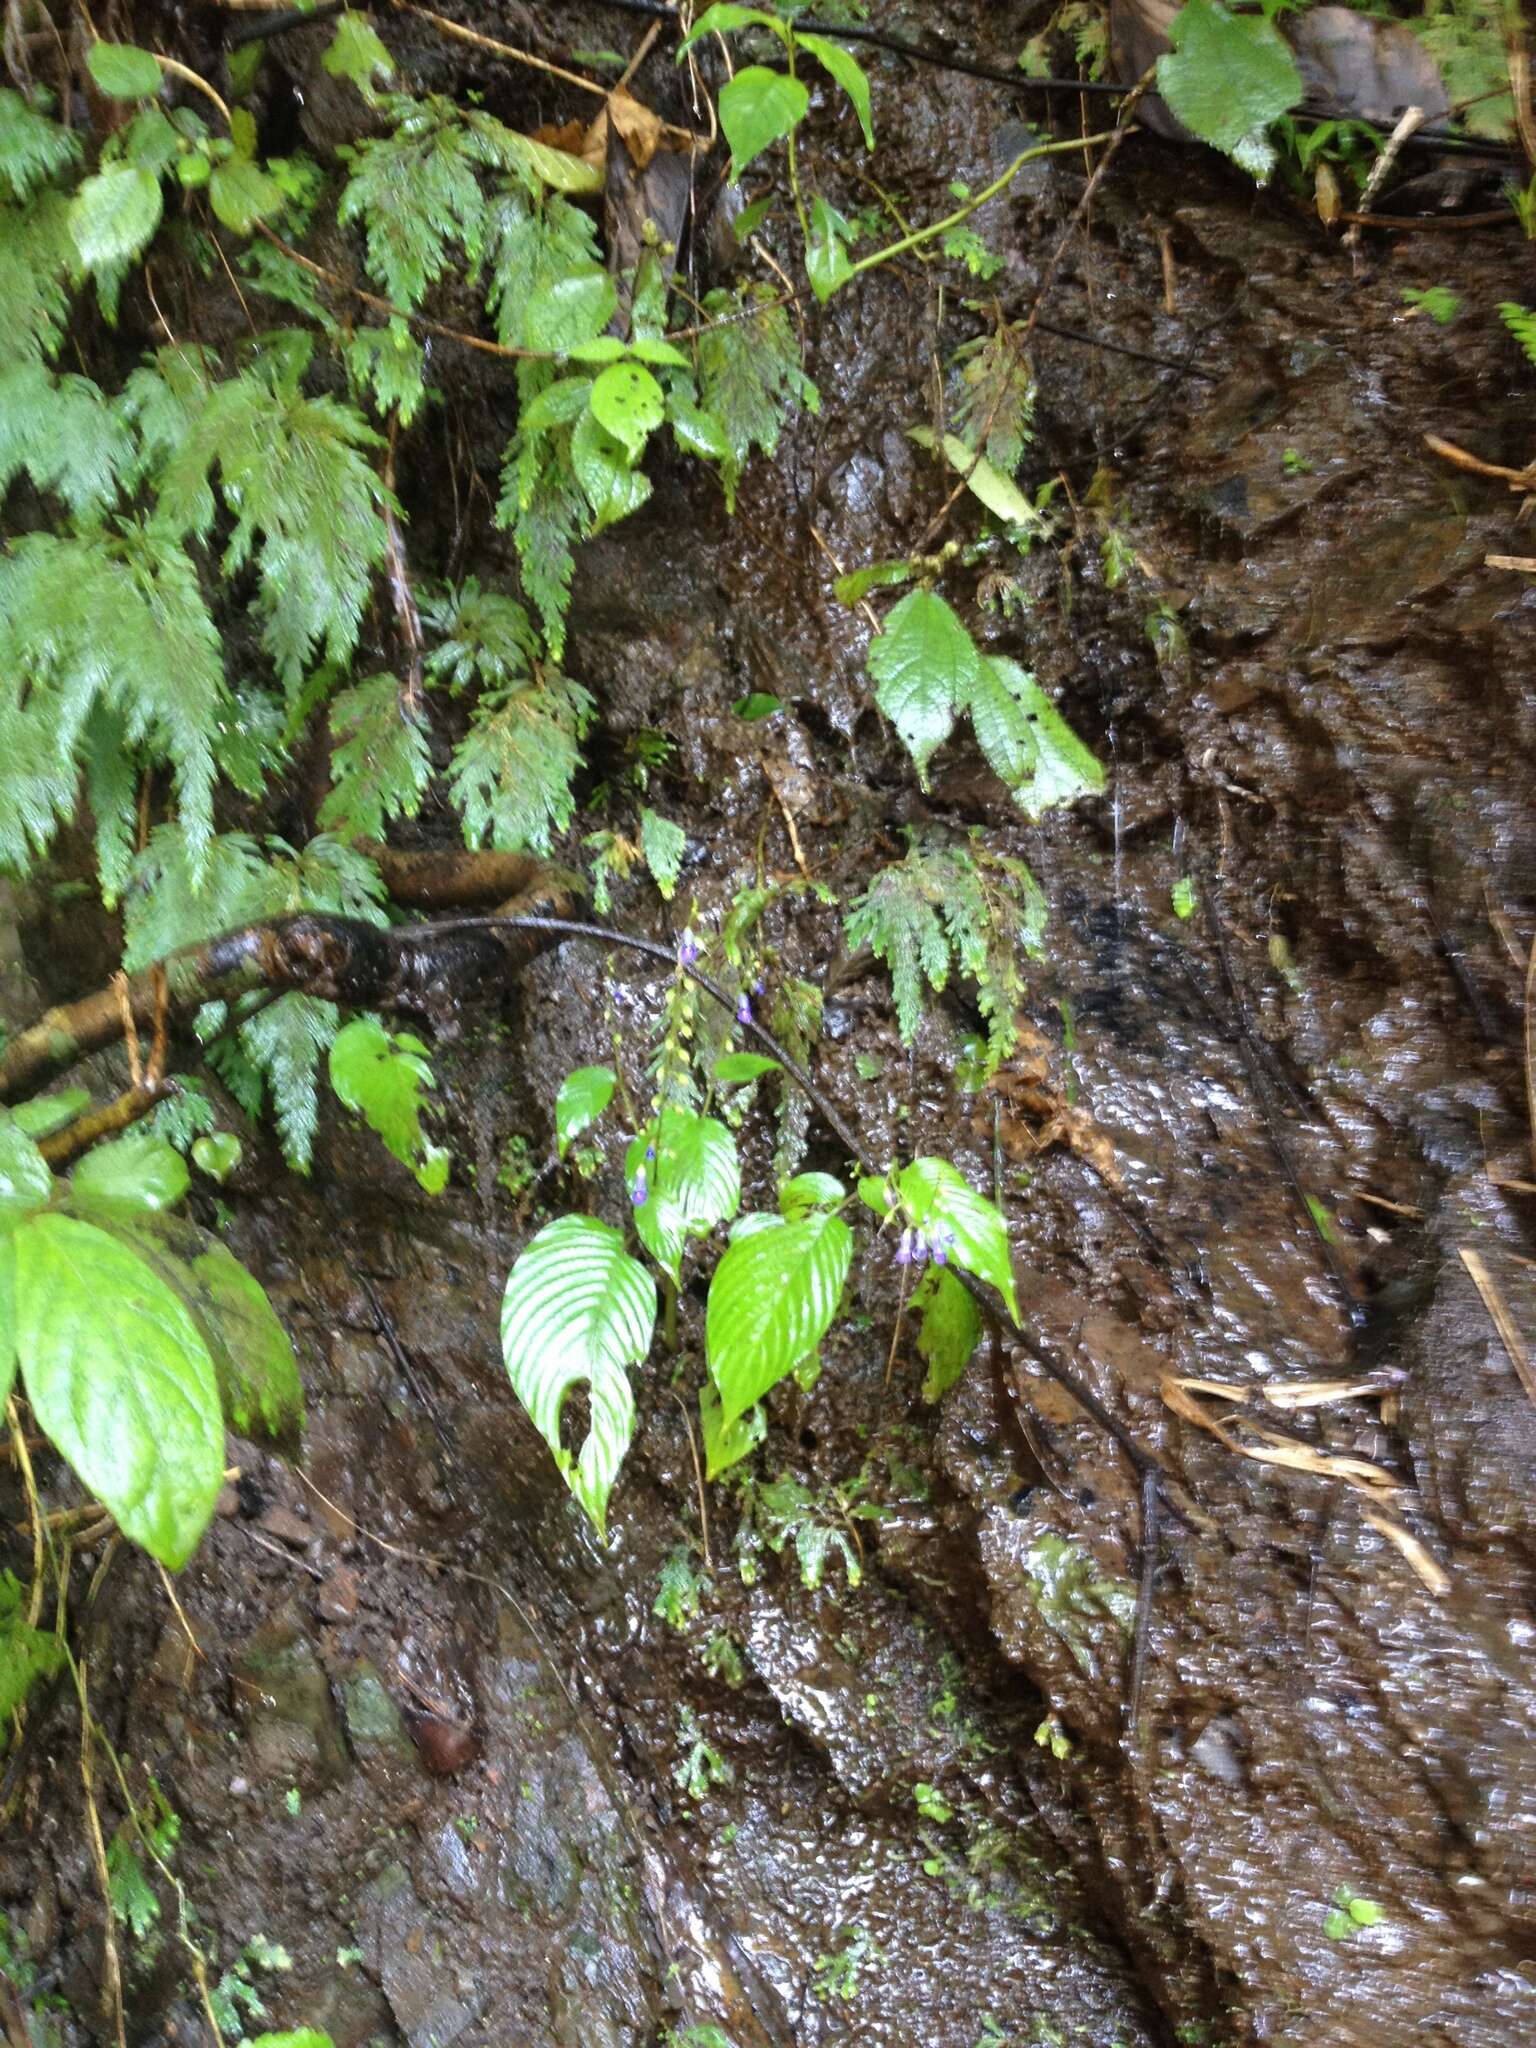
[5,4,1536,2045]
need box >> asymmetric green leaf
[500,1215,656,1535]
[797,34,874,148]
[868,588,982,780]
[913,1262,982,1401]
[329,1016,448,1193]
[897,1157,1018,1323]
[555,1065,616,1158]
[86,43,163,99]
[718,67,809,177]
[15,1214,225,1567]
[707,1210,851,1425]
[70,164,162,271]
[70,1134,190,1214]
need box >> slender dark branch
[1128,1463,1161,1734]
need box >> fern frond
[0,88,80,202]
[952,322,1034,480]
[695,285,818,508]
[422,577,537,691]
[239,993,338,1171]
[450,673,592,853]
[0,361,133,517]
[344,316,428,425]
[121,828,274,971]
[80,708,139,907]
[317,674,432,842]
[337,93,505,309]
[501,432,586,659]
[1499,302,1536,369]
[843,854,952,1044]
[0,190,76,364]
[485,185,603,347]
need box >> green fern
[127,345,392,688]
[318,674,432,842]
[500,404,588,659]
[485,183,604,348]
[423,577,539,689]
[1499,302,1536,369]
[695,285,818,510]
[844,832,1046,1066]
[0,88,80,202]
[952,322,1034,480]
[0,190,76,364]
[0,361,133,517]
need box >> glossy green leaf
[246,2034,335,2048]
[627,1112,740,1282]
[0,1113,55,1228]
[779,1171,845,1220]
[70,164,163,271]
[707,1209,851,1426]
[806,193,855,303]
[967,657,1105,819]
[857,1173,894,1215]
[191,1132,243,1182]
[913,1262,982,1401]
[714,1052,781,1085]
[555,1065,616,1159]
[897,1157,1018,1324]
[868,588,983,782]
[209,156,285,234]
[797,33,874,148]
[500,1215,655,1536]
[628,335,689,367]
[329,1016,449,1194]
[909,424,1032,525]
[86,42,163,100]
[640,808,687,898]
[718,67,809,178]
[834,559,915,607]
[11,1089,90,1139]
[524,270,618,352]
[70,1133,190,1214]
[1157,0,1303,181]
[590,360,665,460]
[700,1378,765,1481]
[678,5,784,55]
[15,1213,225,1568]
[505,131,604,195]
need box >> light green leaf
[797,33,874,148]
[70,1134,190,1214]
[0,1237,14,1410]
[10,1090,88,1140]
[707,1210,851,1426]
[718,67,809,178]
[867,587,982,781]
[15,1213,225,1568]
[834,559,915,606]
[209,156,285,234]
[589,359,665,460]
[857,1173,894,1215]
[504,131,604,195]
[246,2034,335,2048]
[86,42,164,100]
[806,193,855,302]
[1156,0,1303,181]
[555,1065,616,1158]
[897,1157,1018,1324]
[523,269,617,352]
[970,658,1105,819]
[1172,875,1197,920]
[70,163,163,270]
[500,1215,655,1536]
[0,87,82,202]
[909,424,1032,525]
[323,11,395,96]
[627,1112,741,1281]
[629,335,689,367]
[779,1172,845,1220]
[640,808,687,898]
[678,5,784,55]
[913,1262,982,1402]
[700,1379,765,1481]
[191,1132,242,1182]
[0,1564,65,1719]
[714,1052,780,1085]
[0,1113,54,1227]
[328,1016,449,1193]
[566,335,626,363]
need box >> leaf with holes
[867,588,983,782]
[500,1215,655,1536]
[719,67,809,178]
[14,1214,225,1567]
[329,1016,449,1193]
[966,657,1105,820]
[556,1065,616,1159]
[707,1210,851,1426]
[897,1156,1018,1323]
[590,360,664,461]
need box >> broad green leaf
[857,1174,895,1215]
[640,808,687,898]
[70,1134,190,1214]
[11,1090,89,1139]
[779,1171,845,1219]
[714,1052,780,1085]
[505,131,605,195]
[718,67,809,178]
[629,335,689,367]
[1156,0,1302,181]
[707,1210,851,1425]
[627,1112,741,1281]
[519,373,595,435]
[567,335,626,364]
[500,1215,655,1536]
[556,1065,616,1158]
[329,1017,449,1193]
[70,163,163,270]
[806,193,855,303]
[590,360,664,461]
[0,1237,14,1409]
[247,2035,335,2048]
[571,405,652,529]
[797,34,874,148]
[0,1113,54,1227]
[86,42,163,100]
[191,1132,242,1182]
[868,588,983,781]
[0,1567,66,1719]
[323,11,395,96]
[15,1214,225,1568]
[909,424,1032,525]
[209,156,285,234]
[93,1211,304,1446]
[968,657,1105,820]
[913,1262,982,1402]
[523,269,617,352]
[678,5,784,55]
[731,691,781,719]
[897,1157,1018,1323]
[700,1379,765,1481]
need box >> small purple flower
[645,1143,656,1161]
[630,1166,648,1206]
[752,976,766,996]
[678,930,701,968]
[894,1228,915,1266]
[933,1241,948,1266]
[736,993,752,1025]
